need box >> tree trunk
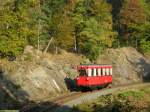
[37,0,41,52]
[43,37,53,54]
[55,46,58,54]
[135,37,138,49]
[37,20,40,51]
[74,34,77,52]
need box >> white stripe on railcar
[93,68,96,76]
[110,68,112,75]
[102,68,105,76]
[88,68,92,76]
[106,68,109,75]
[98,68,101,76]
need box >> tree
[118,0,147,45]
[0,0,30,56]
[40,0,66,51]
[139,23,150,53]
[72,0,116,61]
[0,0,68,56]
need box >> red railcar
[75,64,112,89]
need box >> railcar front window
[79,70,87,76]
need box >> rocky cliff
[97,47,150,85]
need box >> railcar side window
[96,69,98,76]
[101,69,103,76]
[79,70,87,76]
[91,69,94,76]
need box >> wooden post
[43,37,53,54]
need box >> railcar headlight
[86,77,89,80]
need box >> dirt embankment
[0,46,150,109]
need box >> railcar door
[76,69,88,86]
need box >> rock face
[0,61,68,108]
[11,61,68,101]
[97,47,150,85]
[0,46,74,107]
[0,46,81,107]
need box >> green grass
[141,88,150,94]
[117,90,145,99]
[71,88,150,112]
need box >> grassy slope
[72,88,150,112]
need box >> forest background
[0,0,150,61]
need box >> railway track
[21,82,150,112]
[20,92,82,112]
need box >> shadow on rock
[0,72,74,112]
[64,77,77,92]
[0,72,29,110]
[20,101,73,112]
[136,58,150,82]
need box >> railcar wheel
[97,86,102,90]
[78,86,86,92]
[107,83,112,88]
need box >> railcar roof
[77,64,112,69]
[79,64,112,66]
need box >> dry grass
[0,59,18,74]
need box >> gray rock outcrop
[97,47,150,85]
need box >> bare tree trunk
[74,34,77,52]
[135,37,138,49]
[118,38,120,48]
[37,20,40,51]
[55,46,58,54]
[37,0,41,52]
[43,37,53,54]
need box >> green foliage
[118,90,145,99]
[40,0,66,47]
[83,41,100,61]
[0,0,150,59]
[0,0,66,56]
[140,0,150,21]
[72,0,116,61]
[140,38,150,53]
[141,88,150,94]
[118,0,147,40]
[129,22,150,53]
[0,0,41,55]
[112,0,150,54]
